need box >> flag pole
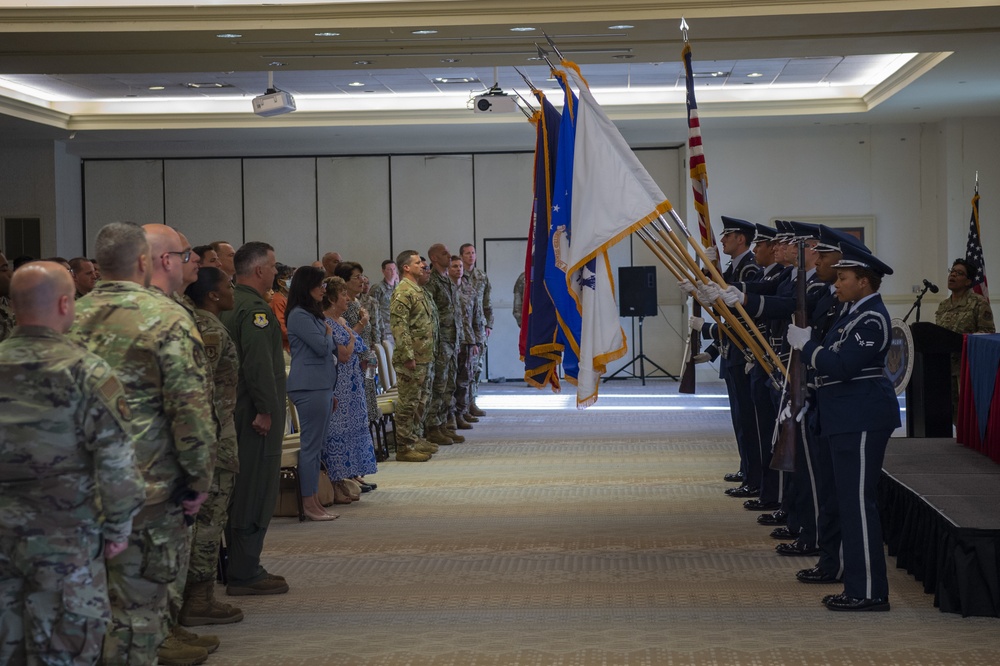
[635,228,738,346]
[655,212,785,376]
[645,221,774,374]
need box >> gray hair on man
[94,222,149,279]
[234,241,275,277]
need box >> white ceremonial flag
[559,67,673,407]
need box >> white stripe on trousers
[858,430,873,599]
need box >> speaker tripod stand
[604,315,678,385]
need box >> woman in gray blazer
[286,265,339,521]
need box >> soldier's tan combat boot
[463,412,480,423]
[454,414,474,430]
[179,580,244,626]
[426,425,454,445]
[172,626,219,654]
[396,446,431,462]
[444,417,466,443]
[469,402,486,417]
[414,439,439,454]
[157,636,208,666]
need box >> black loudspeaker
[618,266,657,317]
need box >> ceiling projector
[252,89,296,117]
[473,92,518,114]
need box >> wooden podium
[906,321,964,437]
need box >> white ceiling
[1,1,999,154]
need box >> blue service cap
[814,224,871,254]
[773,219,795,242]
[753,223,777,243]
[833,243,893,276]
[789,221,820,241]
[720,216,756,237]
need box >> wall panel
[164,159,244,248]
[317,156,391,276]
[242,157,317,268]
[83,159,163,253]
[390,154,473,256]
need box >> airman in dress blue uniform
[787,243,900,612]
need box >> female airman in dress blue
[787,244,900,612]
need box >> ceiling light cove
[216,33,242,39]
[411,30,438,35]
[314,32,340,37]
[510,27,536,32]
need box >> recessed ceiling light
[268,62,286,67]
[411,29,438,35]
[354,60,372,66]
[216,33,242,39]
[148,86,165,90]
[433,77,478,84]
[612,54,635,60]
[608,25,634,30]
[526,56,543,61]
[348,82,364,87]
[747,72,763,78]
[314,32,340,37]
[124,94,138,98]
[185,82,229,88]
[510,27,536,32]
[441,58,461,63]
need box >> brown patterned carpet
[205,382,1000,665]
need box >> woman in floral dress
[322,276,378,503]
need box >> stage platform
[879,437,1000,617]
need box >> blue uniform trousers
[829,428,892,599]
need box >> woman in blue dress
[322,276,378,504]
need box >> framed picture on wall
[770,215,875,252]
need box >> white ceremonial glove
[699,282,723,304]
[692,352,711,364]
[779,400,811,424]
[688,315,704,332]
[722,285,743,307]
[703,246,719,263]
[786,324,813,351]
[677,279,696,298]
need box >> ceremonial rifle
[770,239,806,472]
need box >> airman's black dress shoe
[744,499,781,511]
[725,485,760,498]
[724,471,744,483]
[776,541,820,556]
[757,510,787,526]
[826,595,890,612]
[797,566,841,584]
[770,526,800,540]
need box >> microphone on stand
[923,279,940,294]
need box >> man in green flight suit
[220,241,289,596]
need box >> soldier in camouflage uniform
[460,243,493,416]
[0,262,145,666]
[0,251,14,342]
[425,243,464,445]
[935,258,996,416]
[68,222,215,665]
[180,266,245,628]
[369,259,398,343]
[454,255,485,426]
[220,242,289,597]
[389,250,436,461]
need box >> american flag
[683,42,716,251]
[966,185,989,302]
